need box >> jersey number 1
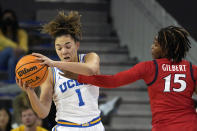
[75,89,85,106]
[163,74,186,92]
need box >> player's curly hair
[157,26,191,63]
[42,11,82,41]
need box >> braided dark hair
[42,11,82,42]
[157,26,191,63]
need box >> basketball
[15,54,48,88]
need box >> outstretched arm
[78,63,144,88]
[32,52,100,76]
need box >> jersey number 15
[163,74,186,92]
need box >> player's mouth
[63,57,71,61]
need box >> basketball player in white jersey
[16,11,105,131]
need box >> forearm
[27,91,50,118]
[78,74,118,88]
[53,61,97,76]
[78,67,140,88]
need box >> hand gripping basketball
[15,54,48,88]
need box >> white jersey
[52,54,101,124]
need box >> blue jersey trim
[57,116,101,128]
[82,54,86,63]
[52,125,58,131]
[78,53,80,62]
[147,60,158,86]
[190,62,196,83]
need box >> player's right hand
[15,77,34,92]
[32,53,54,67]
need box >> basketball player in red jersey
[77,26,197,131]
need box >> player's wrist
[26,88,35,95]
[52,61,58,67]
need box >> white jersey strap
[78,54,86,63]
[51,67,56,87]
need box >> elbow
[36,112,48,119]
[86,68,98,76]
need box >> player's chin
[62,59,71,62]
[151,53,155,59]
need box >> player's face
[55,35,79,62]
[0,109,9,128]
[21,109,37,127]
[151,37,163,59]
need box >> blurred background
[0,0,197,131]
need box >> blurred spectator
[11,107,48,131]
[0,5,2,20]
[13,92,31,125]
[13,90,55,130]
[0,9,28,83]
[99,96,122,125]
[0,107,12,131]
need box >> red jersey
[78,58,197,131]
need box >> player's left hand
[15,77,34,92]
[32,53,54,67]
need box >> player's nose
[62,47,69,54]
[151,44,155,50]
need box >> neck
[5,27,14,38]
[6,26,13,31]
[74,54,79,62]
[0,126,6,131]
[25,125,37,131]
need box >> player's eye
[66,45,71,49]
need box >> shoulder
[135,60,154,68]
[133,60,155,77]
[192,64,197,79]
[86,52,99,58]
[0,29,4,37]
[192,64,197,69]
[11,125,25,131]
[18,29,28,35]
[37,126,48,131]
[129,61,153,74]
[83,52,100,62]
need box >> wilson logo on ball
[18,66,38,77]
[15,55,48,88]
